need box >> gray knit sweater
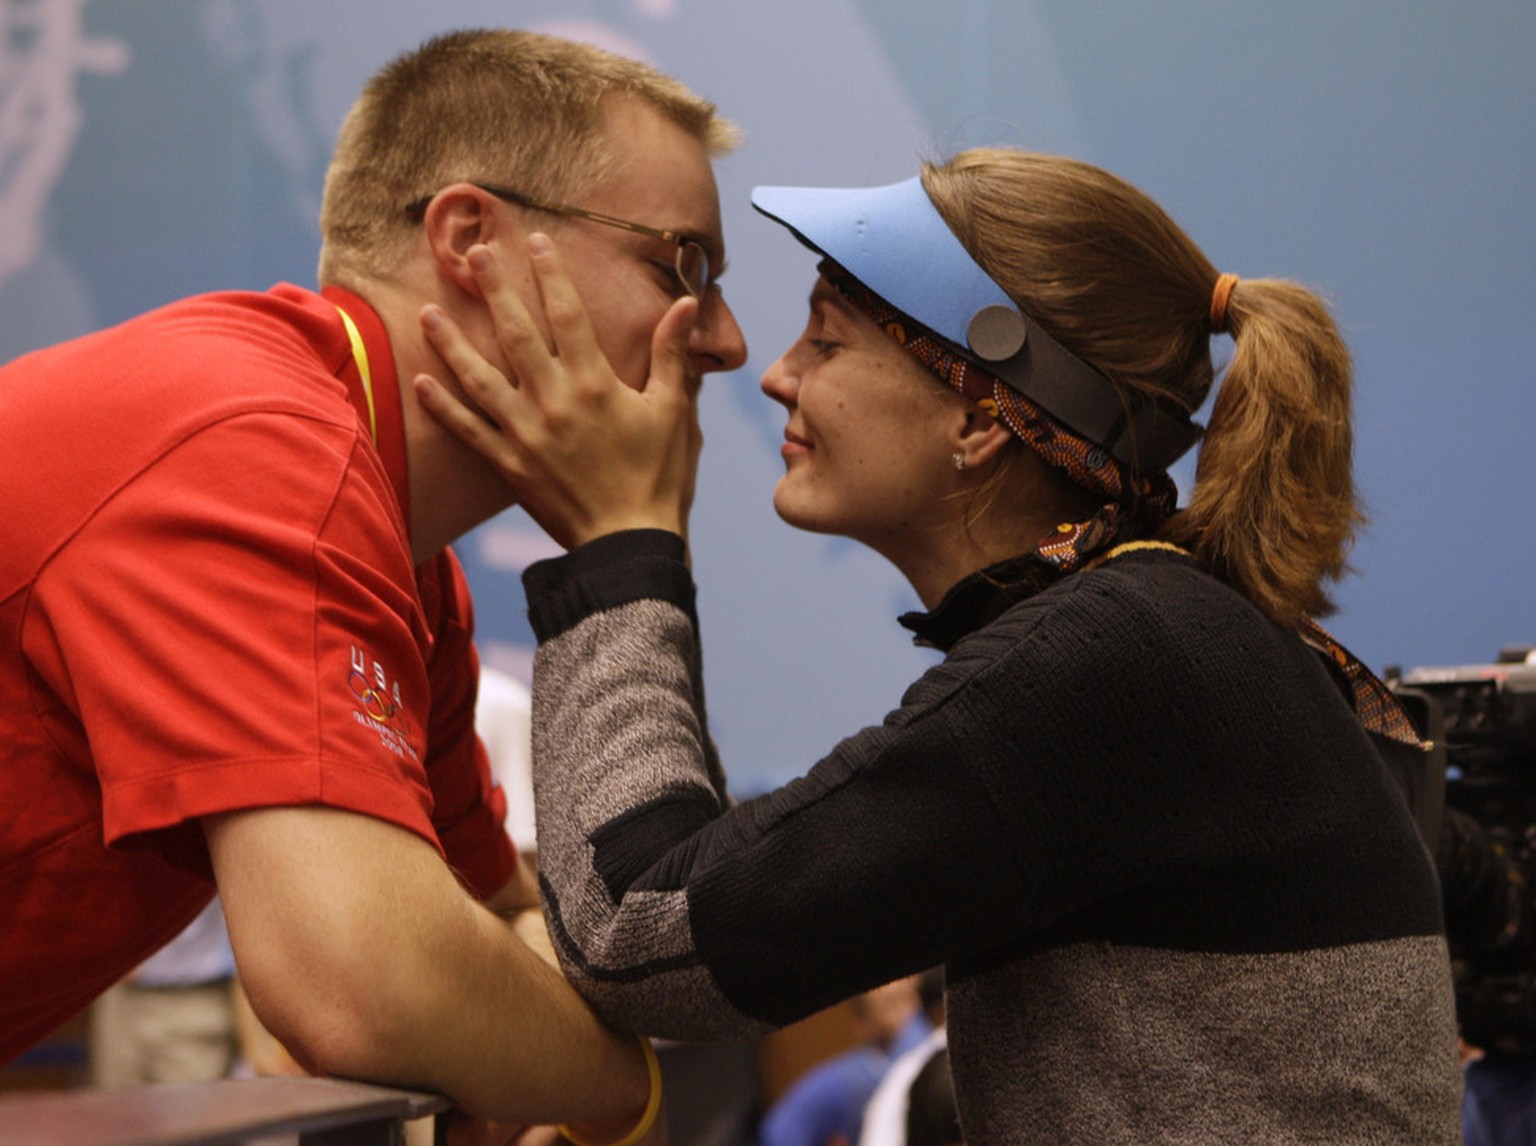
[522,531,1461,1144]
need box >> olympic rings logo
[350,669,406,730]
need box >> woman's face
[759,276,969,551]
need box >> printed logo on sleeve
[348,645,421,764]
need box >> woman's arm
[518,531,1039,1039]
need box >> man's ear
[421,184,508,298]
[953,406,1013,471]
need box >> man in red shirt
[0,27,746,1141]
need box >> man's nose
[690,290,748,373]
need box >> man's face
[530,99,747,390]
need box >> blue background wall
[3,0,1531,793]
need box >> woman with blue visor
[415,149,1460,1144]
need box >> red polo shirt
[0,284,515,1062]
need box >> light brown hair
[922,149,1361,626]
[318,28,739,287]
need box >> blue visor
[751,177,1014,350]
[750,177,1203,471]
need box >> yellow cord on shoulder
[558,1035,662,1146]
[334,304,377,444]
[1082,539,1191,572]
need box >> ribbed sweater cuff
[522,529,694,643]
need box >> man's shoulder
[0,284,378,586]
[5,283,356,428]
[127,284,351,401]
[87,285,365,467]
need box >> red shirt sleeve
[417,551,517,900]
[30,411,452,876]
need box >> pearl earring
[952,452,966,471]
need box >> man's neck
[362,278,517,566]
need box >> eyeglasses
[405,183,713,300]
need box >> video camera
[1388,646,1536,1055]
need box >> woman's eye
[807,339,837,356]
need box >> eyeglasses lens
[678,242,710,298]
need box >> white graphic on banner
[0,0,126,291]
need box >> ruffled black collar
[898,554,1067,652]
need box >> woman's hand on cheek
[413,236,702,550]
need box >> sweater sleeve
[523,533,1038,1037]
[524,530,751,1036]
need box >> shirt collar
[321,284,410,540]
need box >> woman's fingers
[465,243,560,396]
[412,372,526,478]
[419,304,520,431]
[644,296,705,517]
[648,294,701,400]
[522,234,606,384]
[414,231,707,548]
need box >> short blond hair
[318,28,739,287]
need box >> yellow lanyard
[334,305,377,444]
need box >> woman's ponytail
[1161,278,1363,625]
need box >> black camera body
[1389,647,1536,1054]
